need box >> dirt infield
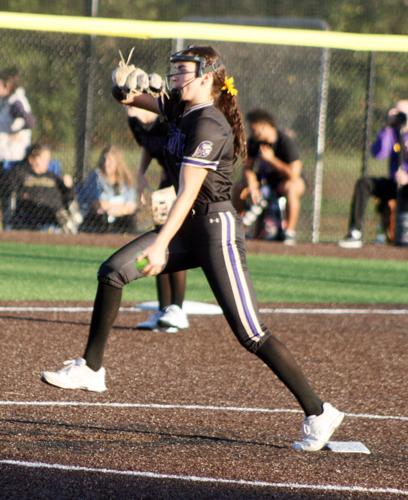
[2,229,408,260]
[0,303,407,498]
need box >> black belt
[192,200,233,215]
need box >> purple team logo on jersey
[192,141,214,159]
[166,123,186,158]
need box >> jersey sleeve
[181,116,227,171]
[247,138,260,159]
[278,132,300,163]
[157,93,184,123]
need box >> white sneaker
[158,304,189,329]
[293,402,344,452]
[41,358,107,392]
[338,229,363,249]
[136,310,178,333]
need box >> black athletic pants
[348,176,397,232]
[84,201,323,416]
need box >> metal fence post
[311,47,330,243]
[361,52,376,178]
[74,0,98,184]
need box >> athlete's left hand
[138,243,168,276]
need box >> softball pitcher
[42,45,344,452]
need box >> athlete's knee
[238,328,272,354]
[97,259,127,289]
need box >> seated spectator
[4,143,80,233]
[1,154,79,230]
[0,66,35,164]
[339,100,408,248]
[233,109,305,245]
[77,145,137,234]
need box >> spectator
[234,109,305,245]
[77,145,137,234]
[4,143,79,233]
[0,66,35,164]
[127,106,189,332]
[0,146,78,230]
[339,100,408,248]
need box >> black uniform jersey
[247,130,299,187]
[127,115,172,188]
[158,95,234,206]
[128,116,168,167]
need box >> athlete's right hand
[138,243,168,277]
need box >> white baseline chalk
[0,401,406,421]
[1,306,408,315]
[0,460,407,496]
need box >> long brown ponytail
[182,46,247,163]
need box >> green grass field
[0,241,405,304]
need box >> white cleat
[158,304,189,329]
[293,402,344,452]
[41,358,107,392]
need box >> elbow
[177,188,199,209]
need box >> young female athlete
[42,46,344,452]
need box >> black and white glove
[148,73,165,98]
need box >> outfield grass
[0,241,405,304]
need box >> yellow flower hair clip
[221,76,238,96]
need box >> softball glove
[112,48,165,99]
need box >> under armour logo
[209,217,220,223]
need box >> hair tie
[221,76,238,96]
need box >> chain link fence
[0,22,406,241]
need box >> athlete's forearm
[155,165,208,248]
[155,191,196,248]
[138,148,152,176]
[118,92,160,114]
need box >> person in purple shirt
[339,100,408,248]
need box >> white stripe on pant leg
[219,212,253,337]
[225,211,264,338]
[218,212,264,342]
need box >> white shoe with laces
[158,304,189,329]
[293,402,344,451]
[41,358,107,392]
